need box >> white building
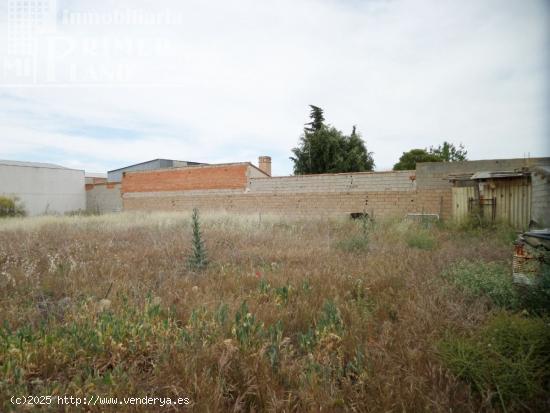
[0,160,85,216]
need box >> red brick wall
[122,164,249,194]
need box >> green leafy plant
[274,285,290,305]
[317,300,343,335]
[265,320,284,370]
[187,208,208,271]
[298,327,317,353]
[439,313,550,410]
[232,302,263,349]
[443,260,519,309]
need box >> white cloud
[0,0,548,174]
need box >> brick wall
[122,164,251,194]
[122,167,424,219]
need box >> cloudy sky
[0,0,548,175]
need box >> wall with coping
[123,189,449,219]
[248,170,415,193]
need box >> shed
[449,170,532,230]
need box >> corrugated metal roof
[470,171,528,180]
[448,173,474,181]
[0,160,71,170]
[108,159,204,173]
[449,170,533,181]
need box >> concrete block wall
[531,167,550,228]
[123,188,449,219]
[248,170,415,193]
[86,183,122,213]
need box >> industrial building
[107,159,205,183]
[0,160,85,216]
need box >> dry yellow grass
[0,212,521,412]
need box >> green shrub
[187,208,208,271]
[443,260,519,309]
[0,196,26,217]
[439,313,550,410]
[406,230,437,250]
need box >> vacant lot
[0,213,548,412]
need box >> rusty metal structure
[449,170,532,230]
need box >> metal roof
[470,171,528,180]
[0,160,72,170]
[449,171,529,181]
[108,159,203,173]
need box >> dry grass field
[0,212,548,412]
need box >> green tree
[291,126,344,174]
[393,149,441,170]
[393,142,468,170]
[340,126,375,172]
[429,141,467,162]
[304,105,325,133]
[290,107,375,174]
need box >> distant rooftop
[0,160,74,170]
[108,159,204,173]
[85,172,108,178]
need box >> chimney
[258,156,272,176]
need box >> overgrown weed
[0,212,540,412]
